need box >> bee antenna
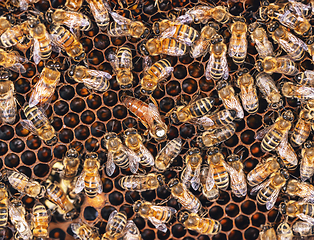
[289,174,299,180]
[94,127,107,134]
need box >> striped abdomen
[300,150,314,181]
[0,204,7,227]
[37,34,52,60]
[178,189,201,213]
[155,138,182,171]
[161,38,187,56]
[147,59,171,80]
[0,25,23,48]
[86,74,110,91]
[291,118,311,147]
[24,104,48,129]
[8,171,28,193]
[189,97,213,118]
[210,56,226,80]
[247,164,271,187]
[113,149,129,169]
[46,183,72,212]
[122,96,148,124]
[301,203,314,218]
[32,202,49,238]
[84,172,101,198]
[261,129,283,152]
[277,58,299,76]
[86,0,109,28]
[212,110,236,126]
[119,174,158,191]
[108,22,129,36]
[152,208,174,223]
[0,80,16,124]
[257,184,276,205]
[198,219,221,235]
[229,29,247,64]
[107,212,127,235]
[173,24,199,44]
[212,163,229,190]
[50,25,74,49]
[296,71,314,86]
[117,47,132,69]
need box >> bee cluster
[2,0,314,239]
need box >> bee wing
[106,210,118,231]
[280,32,308,51]
[222,54,229,80]
[148,216,168,233]
[151,205,177,215]
[123,146,140,174]
[205,165,215,191]
[255,125,274,141]
[189,115,214,127]
[159,26,177,39]
[8,63,26,74]
[191,165,201,191]
[142,56,152,72]
[266,188,280,210]
[175,14,193,24]
[106,151,116,176]
[110,12,131,25]
[139,144,154,166]
[229,36,247,57]
[276,132,298,167]
[120,51,132,69]
[297,213,314,225]
[33,39,41,65]
[19,0,28,11]
[148,103,165,126]
[295,85,314,99]
[86,69,112,79]
[108,52,119,72]
[73,171,86,194]
[123,220,140,238]
[250,178,271,194]
[223,162,247,197]
[20,120,39,136]
[96,174,103,194]
[205,53,214,80]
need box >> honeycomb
[0,0,311,239]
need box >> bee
[0,183,8,232]
[21,104,58,146]
[279,200,314,224]
[74,152,102,198]
[45,182,77,220]
[259,224,277,240]
[306,36,314,62]
[190,22,219,59]
[228,17,247,64]
[217,80,244,119]
[251,169,289,210]
[181,148,202,191]
[0,16,11,36]
[276,218,293,240]
[133,200,176,233]
[295,70,314,86]
[49,24,85,62]
[152,19,199,46]
[118,173,164,192]
[124,128,154,167]
[102,210,127,239]
[291,109,311,147]
[255,72,283,109]
[196,123,236,148]
[236,68,259,114]
[140,58,173,95]
[10,0,39,10]
[122,96,167,141]
[68,65,111,92]
[46,9,92,32]
[0,48,26,73]
[108,12,149,39]
[256,110,294,152]
[293,221,314,237]
[300,141,314,181]
[65,0,83,11]
[61,148,81,180]
[306,99,314,121]
[285,0,312,18]
[166,96,215,124]
[0,21,27,48]
[247,156,281,187]
[267,21,307,61]
[200,164,219,201]
[32,202,49,239]
[8,199,32,240]
[248,22,274,58]
[71,221,100,240]
[86,0,110,29]
[282,82,314,101]
[255,56,299,76]
[276,130,298,170]
[0,70,17,124]
[178,211,221,235]
[224,154,247,198]
[109,46,133,89]
[155,137,182,172]
[3,169,45,198]
[123,221,142,240]
[205,34,228,81]
[285,179,314,202]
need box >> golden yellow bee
[291,109,311,147]
[0,48,25,73]
[74,152,102,198]
[285,179,314,202]
[0,21,27,48]
[86,0,110,29]
[282,82,314,101]
[256,56,299,76]
[295,70,314,86]
[217,80,244,119]
[71,221,100,240]
[0,16,11,36]
[10,0,39,10]
[118,173,164,192]
[181,148,202,191]
[236,69,259,114]
[102,210,127,239]
[280,200,314,224]
[122,221,142,240]
[68,65,111,92]
[65,0,83,11]
[228,17,247,64]
[0,183,8,231]
[61,148,81,180]
[300,141,314,181]
[267,21,307,61]
[133,200,176,233]
[307,36,314,62]
[259,224,277,240]
[255,72,283,109]
[122,96,167,141]
[178,211,221,235]
[200,164,219,201]
[32,202,49,239]
[155,137,182,171]
[276,129,298,170]
[248,22,274,58]
[276,218,293,240]
[293,221,314,237]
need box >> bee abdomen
[189,97,213,117]
[261,129,283,152]
[114,151,129,169]
[0,204,8,227]
[291,120,311,146]
[108,23,128,36]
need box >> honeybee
[0,183,8,232]
[178,211,221,235]
[276,218,293,240]
[256,110,294,152]
[71,221,100,240]
[109,46,133,89]
[224,154,247,198]
[306,36,314,62]
[228,17,247,64]
[285,179,314,202]
[0,21,27,48]
[3,169,45,198]
[292,221,314,237]
[300,141,314,181]
[8,199,32,240]
[217,80,244,119]
[74,152,102,198]
[155,137,182,171]
[21,104,58,146]
[32,202,49,239]
[122,96,167,141]
[102,210,127,239]
[108,12,149,39]
[45,182,77,220]
[282,82,314,101]
[140,58,173,95]
[259,224,277,240]
[196,123,236,148]
[247,156,281,187]
[46,9,92,32]
[291,109,311,147]
[61,148,81,180]
[102,132,140,176]
[251,169,289,210]
[295,70,314,86]
[200,164,219,201]
[123,221,142,240]
[279,200,314,224]
[248,22,274,58]
[65,0,83,11]
[205,34,228,81]
[255,56,299,76]
[0,16,11,36]
[255,72,283,109]
[166,96,214,124]
[0,70,17,125]
[236,69,259,114]
[49,24,85,62]
[306,99,314,121]
[267,21,307,61]
[0,48,25,73]
[133,200,176,233]
[276,130,298,170]
[85,0,110,30]
[118,173,164,192]
[124,128,154,167]
[68,65,111,92]
[152,19,199,46]
[181,148,202,191]
[10,0,39,10]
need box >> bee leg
[199,208,209,218]
[156,195,172,205]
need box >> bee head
[282,110,294,122]
[307,36,314,45]
[255,60,264,72]
[138,40,149,56]
[211,34,223,44]
[124,128,137,136]
[280,168,289,180]
[168,178,180,188]
[208,21,219,31]
[278,202,287,215]
[74,52,86,62]
[303,27,312,37]
[68,65,77,77]
[64,209,78,221]
[157,174,165,186]
[140,88,153,95]
[226,154,240,162]
[178,211,190,223]
[267,21,279,32]
[270,99,283,110]
[45,136,58,146]
[207,147,219,156]
[170,110,181,124]
[237,68,249,78]
[248,22,260,33]
[133,200,143,213]
[187,148,200,155]
[86,152,98,159]
[295,73,304,83]
[66,148,79,158]
[0,69,11,80]
[229,109,237,118]
[216,80,227,91]
[45,9,53,23]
